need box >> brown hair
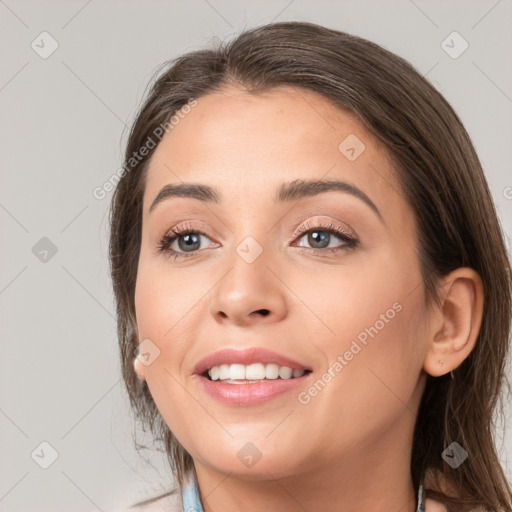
[109,21,512,511]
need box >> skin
[133,85,483,512]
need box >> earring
[438,360,444,366]
[133,356,146,381]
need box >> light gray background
[1,1,511,511]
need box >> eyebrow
[148,179,383,222]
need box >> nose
[207,241,288,327]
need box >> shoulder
[118,489,183,512]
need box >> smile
[206,363,308,382]
[194,347,313,406]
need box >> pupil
[309,230,329,249]
[179,233,200,252]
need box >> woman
[109,21,512,512]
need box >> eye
[156,222,217,261]
[292,220,358,254]
[156,219,358,261]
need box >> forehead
[143,85,407,223]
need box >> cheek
[133,261,205,441]
[134,272,168,337]
[293,254,426,411]
[319,286,426,420]
[287,252,417,357]
[134,254,203,345]
[133,254,213,396]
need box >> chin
[193,440,309,481]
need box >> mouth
[202,363,312,384]
[193,347,313,406]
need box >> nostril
[255,309,270,316]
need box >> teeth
[279,366,293,379]
[265,363,279,379]
[210,366,220,380]
[246,363,265,380]
[230,364,246,380]
[207,363,307,382]
[219,364,230,380]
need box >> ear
[133,326,146,381]
[423,267,484,377]
[134,356,146,381]
[132,320,146,381]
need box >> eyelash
[156,220,358,261]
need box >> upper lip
[193,347,311,375]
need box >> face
[134,85,429,481]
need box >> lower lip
[195,374,311,406]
